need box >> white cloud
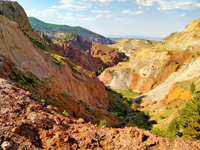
[91,10,111,13]
[76,14,85,17]
[26,9,58,16]
[122,10,143,14]
[135,0,200,10]
[92,0,114,6]
[180,13,186,17]
[52,0,114,11]
[82,15,102,21]
[118,0,129,2]
[52,0,92,11]
[136,0,154,6]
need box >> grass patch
[24,32,47,51]
[112,88,141,101]
[18,75,37,87]
[50,53,66,66]
[105,86,155,129]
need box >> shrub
[84,104,90,111]
[24,32,47,51]
[159,115,165,119]
[131,102,139,111]
[99,120,108,127]
[63,110,69,117]
[144,111,150,119]
[18,75,36,87]
[190,82,195,93]
[41,99,45,103]
[96,66,104,76]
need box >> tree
[178,94,200,140]
[190,82,196,93]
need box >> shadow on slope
[105,87,157,130]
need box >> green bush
[144,111,150,119]
[99,120,108,127]
[190,82,195,93]
[131,102,139,111]
[24,32,47,51]
[41,99,46,103]
[18,75,36,87]
[63,110,69,117]
[159,115,165,119]
[96,66,104,76]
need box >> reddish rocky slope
[0,1,110,124]
[1,78,200,150]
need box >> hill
[99,18,200,140]
[28,17,113,45]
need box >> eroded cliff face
[109,39,152,56]
[159,19,200,51]
[54,42,104,72]
[99,49,191,94]
[0,2,109,123]
[91,42,128,67]
[1,77,200,150]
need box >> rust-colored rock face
[55,42,104,72]
[91,43,128,67]
[99,69,154,93]
[161,83,193,103]
[0,9,108,123]
[129,74,154,94]
[0,78,200,150]
[160,19,200,51]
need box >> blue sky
[14,0,200,38]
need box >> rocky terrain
[1,0,200,149]
[1,77,200,150]
[46,34,105,72]
[100,19,200,103]
[91,43,128,67]
[0,1,112,124]
[109,39,152,56]
[99,18,200,139]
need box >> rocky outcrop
[99,49,191,94]
[1,77,200,150]
[99,69,154,93]
[91,43,128,67]
[109,39,152,56]
[51,32,92,51]
[161,84,193,103]
[54,42,104,72]
[0,6,109,123]
[0,1,31,32]
[159,19,200,51]
[0,1,44,43]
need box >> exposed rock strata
[0,4,108,123]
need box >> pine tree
[178,94,200,140]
